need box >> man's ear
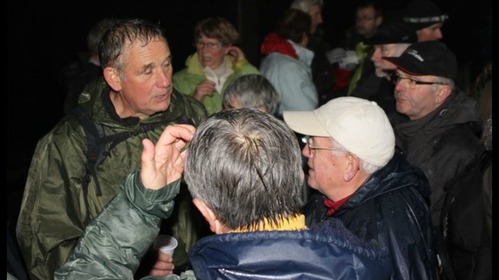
[103,66,122,92]
[193,198,220,233]
[435,85,452,105]
[344,153,360,182]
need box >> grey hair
[99,18,167,74]
[290,0,323,12]
[331,138,382,175]
[184,108,304,231]
[432,77,455,90]
[222,74,280,115]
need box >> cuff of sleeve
[124,170,181,219]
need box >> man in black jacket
[284,96,438,280]
[385,40,485,280]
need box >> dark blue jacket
[55,172,391,280]
[190,218,392,280]
[305,153,438,280]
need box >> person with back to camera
[260,8,319,117]
[283,96,438,279]
[16,18,208,280]
[173,17,259,115]
[221,74,280,116]
[290,0,336,105]
[54,108,393,280]
[220,74,310,202]
[383,40,484,278]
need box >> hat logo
[404,14,449,24]
[407,49,424,62]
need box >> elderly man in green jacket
[16,18,207,280]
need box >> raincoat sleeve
[54,170,181,279]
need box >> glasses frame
[389,72,448,87]
[304,136,343,152]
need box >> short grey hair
[222,74,280,115]
[99,18,167,74]
[184,108,304,231]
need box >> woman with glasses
[173,17,259,115]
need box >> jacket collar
[229,214,306,233]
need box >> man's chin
[153,98,171,113]
[307,177,318,190]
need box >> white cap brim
[283,110,330,137]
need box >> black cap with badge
[403,0,448,30]
[383,41,457,81]
[365,21,418,45]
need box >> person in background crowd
[55,108,392,280]
[290,0,335,105]
[284,96,438,280]
[327,0,383,97]
[402,0,448,42]
[222,74,280,116]
[260,8,318,117]
[384,41,483,278]
[350,21,417,124]
[16,18,207,280]
[173,17,259,115]
[60,17,120,114]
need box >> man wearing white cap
[283,96,438,280]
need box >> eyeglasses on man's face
[195,41,223,49]
[389,72,448,89]
[303,136,342,153]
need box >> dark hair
[99,18,167,70]
[275,8,311,43]
[357,0,383,19]
[87,17,120,53]
[185,108,304,230]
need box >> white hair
[290,0,323,13]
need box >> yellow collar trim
[229,214,307,233]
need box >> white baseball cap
[283,97,395,167]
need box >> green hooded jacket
[16,78,207,280]
[54,171,197,280]
[173,53,259,115]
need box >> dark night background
[7,0,492,265]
